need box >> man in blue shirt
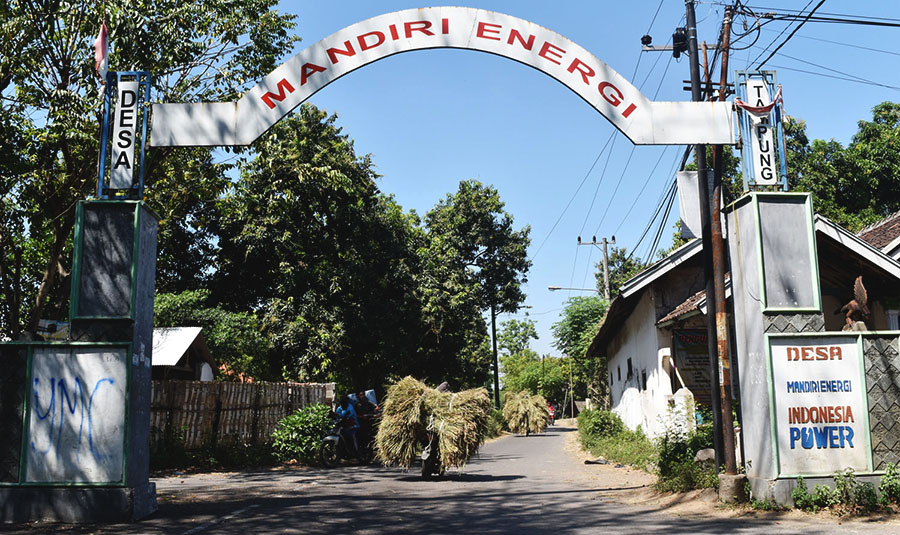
[335,394,361,459]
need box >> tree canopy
[0,0,298,338]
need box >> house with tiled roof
[858,210,900,261]
[587,199,900,440]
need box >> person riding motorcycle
[334,394,361,460]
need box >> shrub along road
[9,425,899,534]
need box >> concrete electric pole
[577,235,616,300]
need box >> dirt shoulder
[562,422,900,527]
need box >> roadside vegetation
[576,408,715,492]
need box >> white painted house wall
[607,291,675,438]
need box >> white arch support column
[149,7,735,148]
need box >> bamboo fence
[149,380,335,449]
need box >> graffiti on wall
[26,347,127,483]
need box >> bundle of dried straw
[375,376,491,471]
[502,391,549,436]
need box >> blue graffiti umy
[31,376,116,459]
[25,348,127,483]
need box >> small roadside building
[588,192,900,501]
[588,203,900,440]
[151,327,217,382]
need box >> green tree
[0,0,298,338]
[425,180,532,403]
[498,318,538,357]
[154,290,269,380]
[551,295,609,400]
[212,105,426,389]
[787,103,900,232]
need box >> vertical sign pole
[685,0,725,472]
[712,6,738,476]
[97,72,115,199]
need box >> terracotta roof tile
[657,288,706,325]
[858,211,900,250]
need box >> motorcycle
[319,416,373,468]
[420,419,445,478]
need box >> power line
[578,135,618,237]
[752,0,823,69]
[739,5,900,24]
[529,131,616,262]
[613,146,671,236]
[764,63,900,92]
[758,27,900,58]
[749,0,813,68]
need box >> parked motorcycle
[319,417,373,468]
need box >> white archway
[149,7,734,148]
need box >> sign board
[768,336,869,476]
[736,70,787,192]
[674,330,712,407]
[26,347,128,483]
[110,81,139,189]
[746,79,778,186]
[149,6,735,147]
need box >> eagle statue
[840,276,869,329]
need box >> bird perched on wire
[840,276,869,329]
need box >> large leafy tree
[210,105,497,391]
[787,103,900,231]
[0,0,298,339]
[551,295,608,400]
[212,105,425,387]
[424,180,531,403]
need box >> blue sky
[274,1,900,356]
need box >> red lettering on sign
[389,24,400,41]
[476,22,502,41]
[787,347,799,361]
[567,58,594,85]
[327,41,356,65]
[507,29,535,50]
[442,18,449,35]
[404,21,434,38]
[300,63,326,86]
[538,41,565,65]
[831,346,842,360]
[815,346,828,360]
[598,82,623,107]
[358,31,385,51]
[622,103,637,118]
[801,347,813,361]
[261,78,295,109]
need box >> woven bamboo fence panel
[150,380,335,449]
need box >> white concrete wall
[607,291,675,439]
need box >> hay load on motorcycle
[375,376,492,476]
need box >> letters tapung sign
[746,79,778,186]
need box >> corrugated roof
[152,327,203,367]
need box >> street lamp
[548,285,601,293]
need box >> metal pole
[491,302,501,408]
[685,0,725,471]
[601,237,614,301]
[712,5,738,476]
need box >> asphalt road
[7,425,897,534]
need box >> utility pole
[491,302,500,408]
[712,4,738,476]
[684,0,726,471]
[577,235,616,300]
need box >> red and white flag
[94,20,108,82]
